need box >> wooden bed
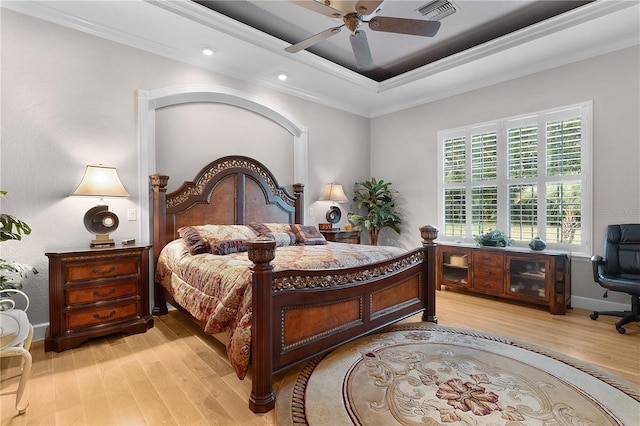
[149,155,438,413]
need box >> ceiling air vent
[417,0,457,20]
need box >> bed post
[420,225,438,323]
[150,174,170,316]
[293,183,304,224]
[246,238,277,413]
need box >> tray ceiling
[196,0,592,82]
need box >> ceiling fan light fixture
[288,0,441,68]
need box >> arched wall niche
[137,84,309,243]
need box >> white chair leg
[24,324,33,352]
[0,290,34,414]
[15,324,34,414]
[1,324,34,414]
[14,346,32,414]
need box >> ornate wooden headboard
[149,155,304,262]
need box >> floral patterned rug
[276,323,640,425]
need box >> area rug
[276,323,640,425]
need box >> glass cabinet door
[506,255,550,301]
[439,248,471,288]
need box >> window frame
[437,101,592,256]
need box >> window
[438,102,592,255]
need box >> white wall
[156,103,294,193]
[370,46,640,308]
[0,9,370,334]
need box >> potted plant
[1,191,37,293]
[473,229,514,247]
[347,178,402,245]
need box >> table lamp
[318,183,348,227]
[71,165,130,247]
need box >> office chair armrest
[591,255,605,282]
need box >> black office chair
[590,224,640,333]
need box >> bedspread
[155,239,405,379]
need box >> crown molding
[149,0,380,93]
[379,0,638,93]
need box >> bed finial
[420,225,438,246]
[246,238,277,265]
[150,174,169,191]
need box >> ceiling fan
[285,0,441,69]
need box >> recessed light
[276,72,288,81]
[201,46,215,56]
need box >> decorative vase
[529,237,546,251]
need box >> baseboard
[571,295,631,312]
[33,322,48,342]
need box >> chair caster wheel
[590,312,599,320]
[616,326,626,334]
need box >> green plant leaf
[0,191,35,289]
[348,178,402,240]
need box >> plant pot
[529,237,547,251]
[369,228,379,246]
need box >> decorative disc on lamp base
[83,205,119,247]
[326,205,342,226]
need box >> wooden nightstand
[320,229,361,244]
[45,245,153,352]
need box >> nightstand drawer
[64,257,139,281]
[66,301,139,329]
[66,279,138,305]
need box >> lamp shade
[71,165,130,198]
[318,183,348,202]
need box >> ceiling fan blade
[349,30,373,69]
[290,1,344,19]
[368,16,441,37]
[285,26,343,53]
[354,0,384,16]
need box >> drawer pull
[93,288,116,298]
[93,266,116,276]
[484,283,492,288]
[93,310,116,320]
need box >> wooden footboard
[246,226,437,413]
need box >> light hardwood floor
[2,289,639,425]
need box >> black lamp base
[84,205,119,248]
[325,205,342,224]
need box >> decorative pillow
[249,222,294,235]
[210,239,247,255]
[290,224,327,245]
[265,231,297,247]
[178,226,209,255]
[178,225,258,255]
[249,223,297,247]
